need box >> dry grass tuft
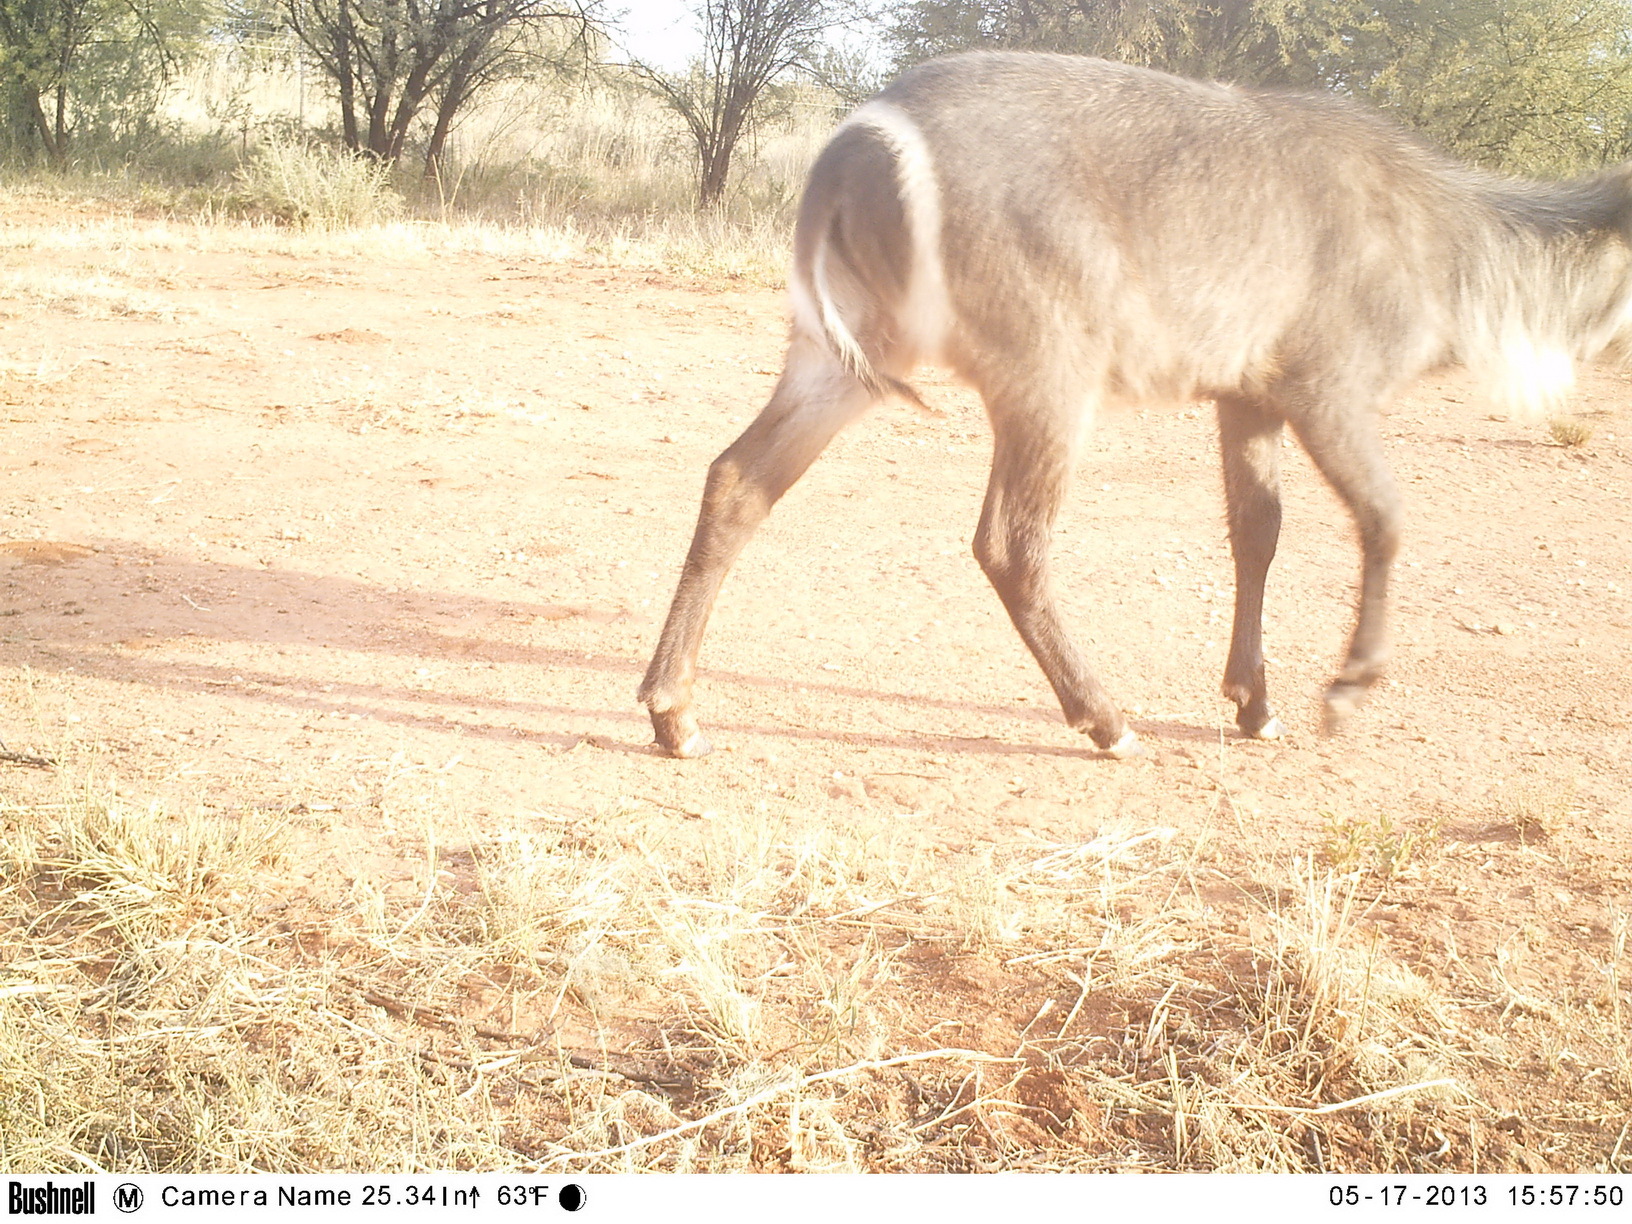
[1498,781,1581,845]
[0,269,180,321]
[230,139,405,230]
[0,61,816,281]
[1320,811,1441,879]
[8,770,1623,1173]
[1548,416,1594,447]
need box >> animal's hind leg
[1217,395,1286,739]
[640,337,876,757]
[973,394,1138,756]
[1286,398,1402,731]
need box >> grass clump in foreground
[1,775,1626,1172]
[1548,417,1594,447]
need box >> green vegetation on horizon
[3,0,1632,227]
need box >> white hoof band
[672,730,713,759]
[1251,717,1285,741]
[1104,728,1145,759]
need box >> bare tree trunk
[698,86,753,207]
[422,64,470,178]
[421,23,498,174]
[364,0,399,158]
[23,85,64,169]
[632,0,837,211]
[335,10,360,148]
[698,143,731,207]
[386,54,440,160]
[52,81,68,161]
[366,84,393,157]
[287,0,598,170]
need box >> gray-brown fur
[640,51,1632,759]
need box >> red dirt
[3,223,1631,1122]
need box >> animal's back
[837,53,1475,401]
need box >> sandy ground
[3,211,1631,1151]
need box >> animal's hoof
[1322,685,1365,735]
[672,730,713,759]
[1248,715,1285,741]
[651,708,711,759]
[1102,728,1146,759]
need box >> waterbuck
[640,52,1632,759]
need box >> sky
[612,0,704,69]
[610,0,886,71]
